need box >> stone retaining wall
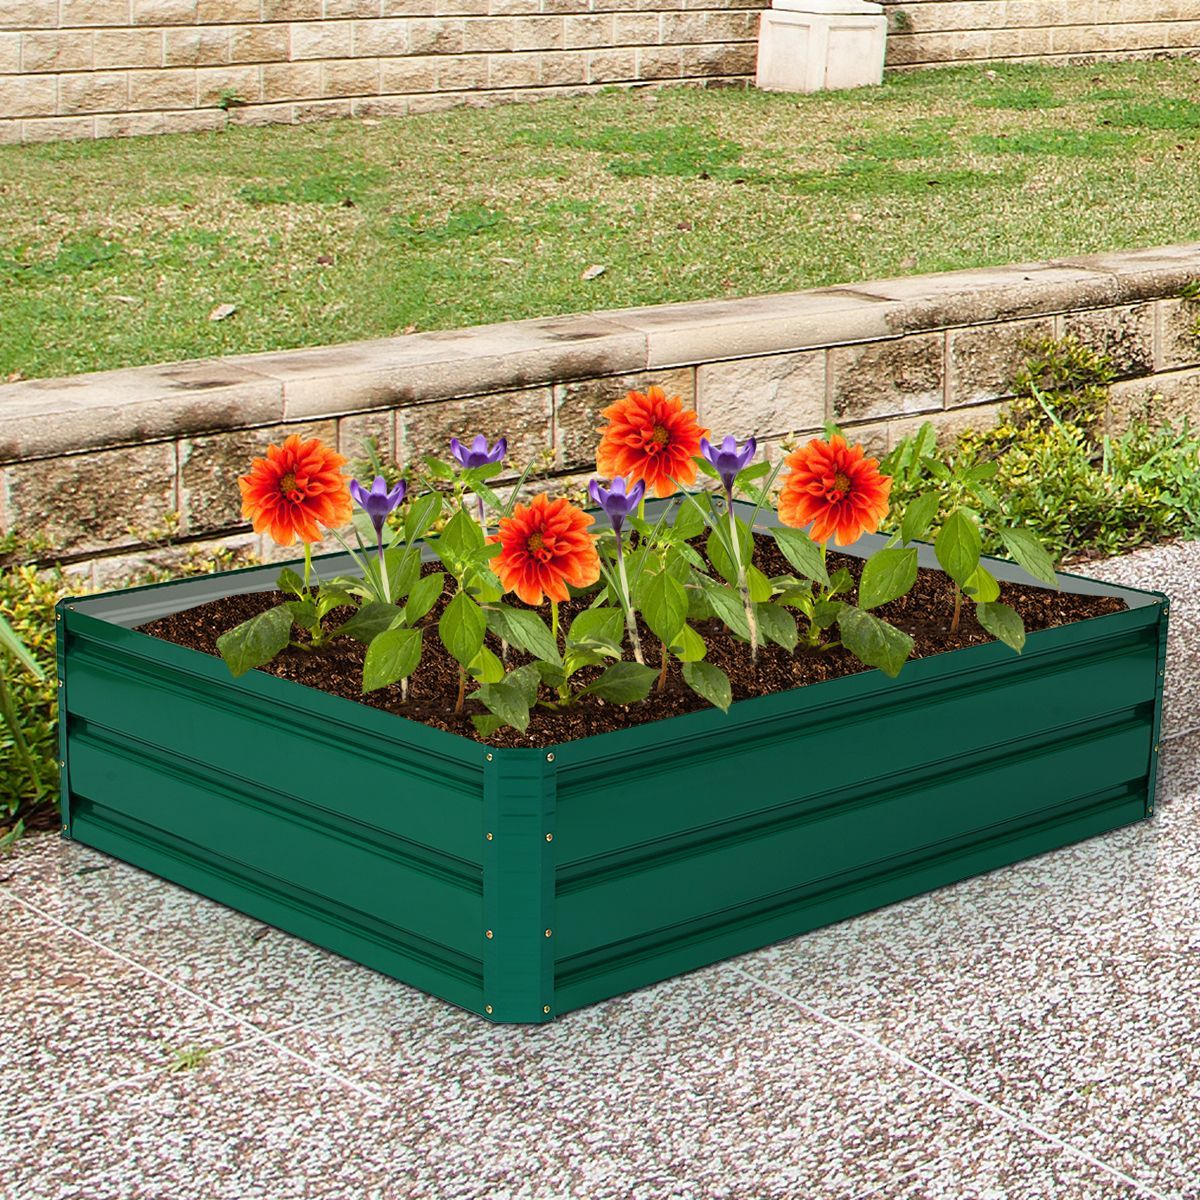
[3,244,1200,582]
[882,0,1200,69]
[3,3,1200,144]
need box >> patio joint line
[0,1004,374,1134]
[734,968,1175,1200]
[0,886,387,1106]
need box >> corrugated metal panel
[58,528,1169,1024]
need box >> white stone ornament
[755,0,888,94]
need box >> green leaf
[566,607,624,653]
[963,564,1000,603]
[315,587,355,619]
[473,679,530,733]
[216,604,293,678]
[976,601,1026,653]
[506,662,542,707]
[771,526,830,587]
[405,572,445,624]
[334,601,405,644]
[362,626,422,692]
[286,598,319,631]
[668,498,706,542]
[702,582,751,640]
[756,602,798,651]
[486,605,561,665]
[472,713,506,738]
[682,660,732,712]
[900,493,940,544]
[858,547,918,611]
[668,623,707,662]
[812,597,844,630]
[637,568,688,646]
[746,564,774,602]
[439,589,486,666]
[404,492,443,542]
[836,605,913,678]
[706,520,751,585]
[383,546,421,601]
[0,613,42,678]
[432,507,484,574]
[584,661,658,704]
[468,644,505,683]
[276,567,306,598]
[422,455,455,481]
[998,527,1059,588]
[935,509,982,588]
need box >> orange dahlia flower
[595,386,709,499]
[494,494,601,606]
[238,434,353,547]
[777,435,892,547]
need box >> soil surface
[139,538,1127,747]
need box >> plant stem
[950,586,963,634]
[477,494,487,540]
[0,673,43,797]
[454,664,466,713]
[303,541,313,592]
[729,487,759,662]
[615,534,644,665]
[550,599,560,650]
[657,642,668,691]
[376,527,386,604]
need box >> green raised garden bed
[56,514,1168,1024]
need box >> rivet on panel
[57,681,63,688]
[485,929,494,939]
[1154,744,1161,753]
[544,929,552,938]
[543,1006,551,1014]
[546,752,555,762]
[545,833,554,842]
[486,752,493,761]
[485,1005,493,1015]
[485,832,494,841]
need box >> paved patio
[3,540,1199,1200]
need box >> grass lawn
[3,58,1200,381]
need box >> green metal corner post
[481,748,557,1023]
[1146,596,1171,818]
[55,600,72,839]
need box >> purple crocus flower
[449,435,507,470]
[700,435,757,494]
[350,475,407,537]
[588,476,646,535]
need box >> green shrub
[887,336,1200,562]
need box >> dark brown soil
[138,537,1126,747]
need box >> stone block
[291,23,354,59]
[196,0,262,20]
[263,60,324,100]
[321,58,381,97]
[260,0,322,17]
[131,0,199,24]
[96,29,167,69]
[948,316,1055,408]
[399,388,553,473]
[230,25,291,64]
[164,28,234,67]
[197,64,265,106]
[488,51,541,88]
[0,76,56,118]
[21,116,97,142]
[60,0,133,25]
[352,18,411,57]
[293,97,352,122]
[1159,299,1200,372]
[830,333,945,422]
[564,15,614,48]
[614,13,660,44]
[698,352,824,439]
[5,442,178,557]
[58,73,128,115]
[129,68,201,111]
[0,119,20,144]
[338,411,397,464]
[439,54,489,89]
[463,18,515,52]
[1063,303,1155,379]
[407,18,466,54]
[0,0,64,28]
[886,401,1003,450]
[380,55,438,92]
[538,50,587,86]
[179,420,336,536]
[586,48,637,82]
[683,41,756,75]
[1108,370,1200,438]
[21,32,95,74]
[511,17,565,51]
[326,0,385,15]
[352,95,409,117]
[554,368,694,469]
[489,0,540,13]
[756,3,889,93]
[0,33,19,74]
[383,0,438,13]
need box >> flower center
[278,472,304,503]
[526,531,553,562]
[644,423,670,454]
[827,470,852,501]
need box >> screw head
[546,752,555,762]
[486,752,493,762]
[61,825,67,834]
[545,833,554,842]
[57,680,63,688]
[544,929,552,938]
[485,929,493,939]
[485,831,494,841]
[543,1006,551,1015]
[485,1005,493,1015]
